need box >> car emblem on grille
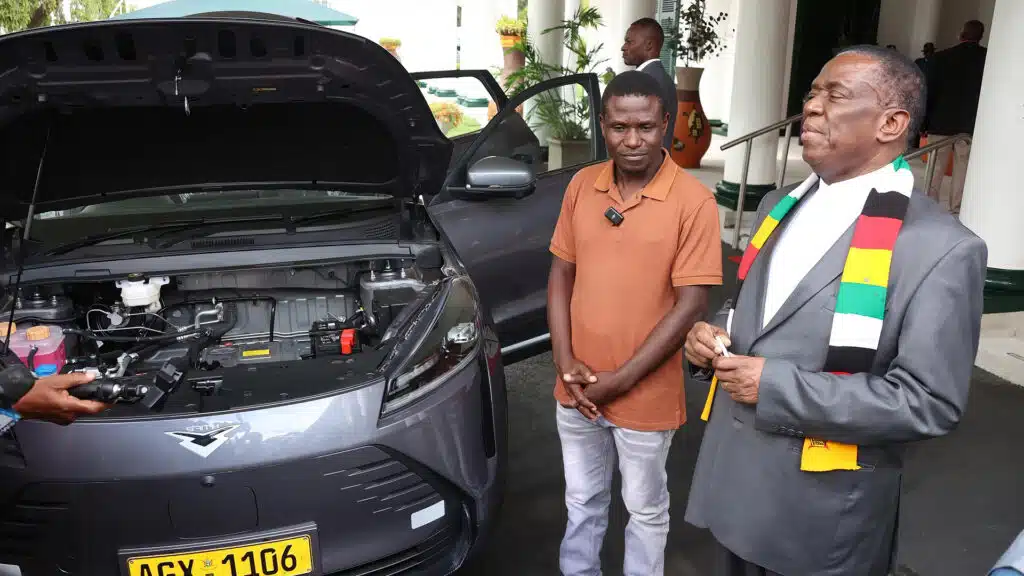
[165,424,240,458]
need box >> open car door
[409,70,507,170]
[427,73,606,363]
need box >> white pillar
[720,0,791,189]
[910,0,942,54]
[528,0,565,69]
[564,0,582,70]
[959,0,1024,273]
[526,0,565,143]
[780,0,798,119]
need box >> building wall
[937,0,994,49]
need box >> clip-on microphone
[604,207,624,226]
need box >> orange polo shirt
[549,153,723,431]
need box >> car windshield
[32,189,392,220]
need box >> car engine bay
[0,253,457,416]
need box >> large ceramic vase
[500,34,525,86]
[671,67,712,169]
[490,34,526,121]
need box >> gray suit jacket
[685,183,987,575]
[640,60,678,151]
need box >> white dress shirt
[637,58,661,71]
[761,174,875,328]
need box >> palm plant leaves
[503,5,607,141]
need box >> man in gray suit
[621,18,677,151]
[682,45,987,575]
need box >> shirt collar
[637,58,661,71]
[594,152,677,201]
[817,159,898,191]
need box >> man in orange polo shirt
[547,71,723,576]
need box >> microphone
[604,207,624,226]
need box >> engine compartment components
[309,320,361,358]
[116,277,169,312]
[8,285,75,322]
[0,257,442,413]
[0,322,67,375]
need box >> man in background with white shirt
[621,18,677,151]
[682,45,986,575]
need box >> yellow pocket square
[800,438,860,472]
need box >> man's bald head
[621,18,664,66]
[961,20,984,43]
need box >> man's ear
[878,109,911,145]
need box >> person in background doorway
[548,71,721,576]
[910,41,936,148]
[925,20,987,215]
[915,41,936,73]
[621,18,677,151]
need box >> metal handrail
[719,113,804,248]
[905,133,972,195]
[719,118,970,249]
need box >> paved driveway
[460,353,1024,576]
[460,244,1024,576]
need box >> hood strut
[3,123,51,354]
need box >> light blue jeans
[555,405,676,576]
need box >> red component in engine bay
[340,329,356,355]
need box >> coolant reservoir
[1,324,67,375]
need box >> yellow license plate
[127,535,313,576]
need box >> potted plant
[504,6,606,169]
[667,0,729,168]
[379,37,402,61]
[495,15,527,87]
[430,101,464,136]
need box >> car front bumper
[0,339,507,576]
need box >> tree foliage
[71,0,128,23]
[1,0,131,34]
[0,0,63,33]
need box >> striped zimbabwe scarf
[700,156,914,472]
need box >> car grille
[333,522,458,576]
[0,429,26,469]
[328,451,442,517]
[0,446,471,574]
[0,496,69,563]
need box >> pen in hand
[715,335,732,358]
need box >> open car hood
[0,16,452,219]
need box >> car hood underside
[0,16,452,219]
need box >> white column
[779,0,798,119]
[721,0,791,188]
[527,0,565,143]
[564,0,582,70]
[528,0,565,69]
[910,0,942,54]
[959,0,1024,272]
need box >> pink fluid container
[0,324,67,374]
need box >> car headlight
[381,275,481,416]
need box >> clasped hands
[556,357,633,421]
[683,321,763,405]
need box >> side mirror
[452,156,536,200]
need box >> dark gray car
[0,13,606,576]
